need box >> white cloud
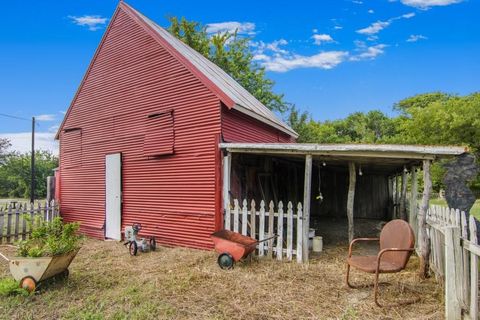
[334,26,343,30]
[0,132,58,155]
[257,51,348,72]
[356,12,416,36]
[407,34,428,42]
[401,0,463,8]
[35,114,55,121]
[312,28,318,33]
[352,0,363,4]
[312,34,334,45]
[368,9,375,13]
[357,21,391,35]
[69,15,107,31]
[351,44,387,61]
[205,21,256,35]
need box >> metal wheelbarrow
[0,247,79,292]
[211,229,277,269]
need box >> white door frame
[105,153,122,240]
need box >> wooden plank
[469,215,478,319]
[0,207,4,244]
[409,167,418,234]
[302,154,312,262]
[286,202,293,261]
[222,153,231,214]
[250,200,256,240]
[14,203,20,241]
[445,226,461,319]
[277,201,284,261]
[225,202,231,230]
[418,160,432,278]
[296,203,303,263]
[242,199,248,236]
[6,204,12,243]
[259,200,265,256]
[347,162,356,243]
[267,201,275,259]
[452,220,465,308]
[233,199,239,233]
[399,168,407,220]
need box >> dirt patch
[0,239,443,319]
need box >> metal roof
[124,3,298,138]
[220,143,468,160]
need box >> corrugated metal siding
[59,7,221,249]
[222,107,296,143]
[143,111,174,156]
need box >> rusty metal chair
[346,219,416,307]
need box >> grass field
[0,239,443,320]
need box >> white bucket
[313,236,323,253]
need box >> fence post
[259,201,265,257]
[0,207,4,244]
[277,201,284,261]
[267,201,274,259]
[296,203,303,263]
[233,199,239,233]
[250,200,256,240]
[444,225,461,319]
[6,204,12,243]
[469,215,478,319]
[242,199,248,236]
[286,202,293,261]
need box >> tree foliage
[167,17,289,113]
[0,138,10,165]
[0,151,58,199]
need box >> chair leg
[374,269,382,307]
[346,263,354,288]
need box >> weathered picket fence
[224,199,305,263]
[419,205,480,319]
[0,201,59,244]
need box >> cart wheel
[150,237,157,251]
[129,241,138,256]
[20,276,36,293]
[217,253,234,270]
[62,269,70,278]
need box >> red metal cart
[211,229,277,269]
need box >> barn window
[144,110,175,156]
[62,128,82,168]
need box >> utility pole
[30,116,35,203]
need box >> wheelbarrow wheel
[129,241,138,256]
[217,253,234,270]
[20,276,36,293]
[62,269,69,278]
[150,237,156,251]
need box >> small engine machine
[123,223,156,256]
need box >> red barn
[56,2,297,249]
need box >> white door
[105,153,122,240]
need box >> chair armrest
[375,248,415,272]
[348,238,380,257]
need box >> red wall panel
[59,7,221,249]
[222,107,296,143]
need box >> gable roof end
[120,2,298,138]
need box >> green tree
[0,151,58,199]
[167,17,288,113]
[0,138,10,165]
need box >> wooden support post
[347,162,356,243]
[222,153,231,213]
[302,154,312,263]
[409,167,418,240]
[444,226,462,319]
[399,168,407,221]
[418,160,432,279]
[469,215,478,319]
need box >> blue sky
[0,0,478,153]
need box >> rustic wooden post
[296,203,303,263]
[250,200,256,239]
[409,167,418,233]
[399,167,407,221]
[6,203,12,243]
[444,225,461,319]
[347,162,356,243]
[0,207,3,244]
[259,200,266,256]
[302,154,312,263]
[418,160,432,279]
[469,215,478,319]
[233,199,239,233]
[223,153,231,229]
[242,199,248,236]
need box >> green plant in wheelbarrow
[0,216,83,293]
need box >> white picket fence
[420,205,480,319]
[224,199,305,263]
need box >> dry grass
[0,239,443,320]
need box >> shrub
[16,216,83,257]
[0,278,30,297]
